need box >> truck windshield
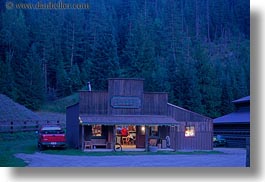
[41,130,64,134]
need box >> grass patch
[40,93,79,113]
[0,132,37,167]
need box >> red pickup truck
[37,125,66,150]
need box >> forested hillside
[0,0,249,118]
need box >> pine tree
[89,0,120,90]
[151,58,170,92]
[0,0,250,115]
[193,41,221,117]
[56,58,70,98]
[0,57,16,99]
[80,59,93,85]
[220,81,234,115]
[33,10,57,95]
[0,9,30,103]
[62,10,87,71]
[16,44,45,110]
[69,63,82,92]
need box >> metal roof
[214,96,250,124]
[213,110,250,124]
[79,115,179,125]
[232,96,250,104]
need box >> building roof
[108,78,145,81]
[213,109,250,124]
[79,115,179,126]
[232,96,250,104]
[214,96,250,124]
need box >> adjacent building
[213,96,250,148]
[66,78,213,151]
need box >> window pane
[150,125,158,136]
[92,125,102,136]
[185,126,195,137]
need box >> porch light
[141,126,145,132]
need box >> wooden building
[213,96,250,148]
[66,78,213,151]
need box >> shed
[213,96,250,147]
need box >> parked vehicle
[213,135,227,147]
[37,125,66,150]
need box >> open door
[136,125,145,148]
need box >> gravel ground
[15,148,246,167]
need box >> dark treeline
[0,0,249,118]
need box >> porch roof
[79,115,179,126]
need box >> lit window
[92,125,102,136]
[150,126,158,136]
[185,126,195,137]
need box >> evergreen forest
[0,0,250,118]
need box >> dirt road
[15,148,246,167]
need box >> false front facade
[66,78,213,151]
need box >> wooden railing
[0,120,66,133]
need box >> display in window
[185,126,195,137]
[92,125,102,136]
[150,125,158,136]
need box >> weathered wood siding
[79,91,108,114]
[170,126,177,151]
[108,78,144,115]
[167,103,213,150]
[143,93,168,115]
[167,103,211,122]
[66,103,80,148]
[175,122,213,150]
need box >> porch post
[174,126,177,151]
[112,125,116,151]
[81,124,84,150]
[145,125,149,151]
[169,125,176,151]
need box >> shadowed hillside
[0,94,40,121]
[0,94,66,133]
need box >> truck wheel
[38,143,44,151]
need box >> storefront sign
[111,96,141,109]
